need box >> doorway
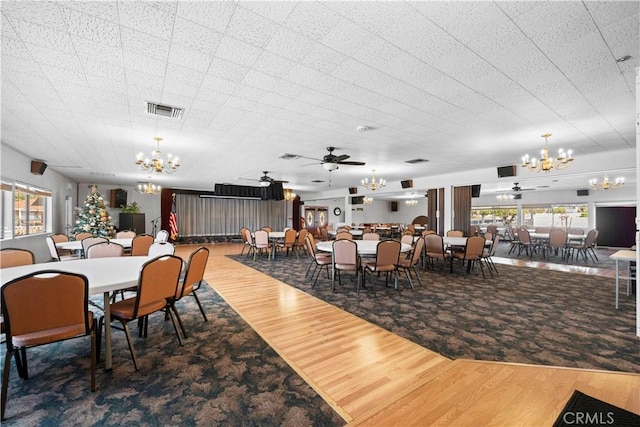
[304,206,328,237]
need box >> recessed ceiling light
[357,126,370,132]
[616,55,631,63]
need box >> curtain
[176,194,286,236]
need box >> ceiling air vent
[146,101,184,119]
[405,158,429,164]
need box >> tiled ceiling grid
[1,1,637,193]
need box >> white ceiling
[1,1,638,197]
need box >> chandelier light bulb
[135,137,180,174]
[521,133,573,173]
[362,169,385,191]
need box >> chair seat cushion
[12,311,93,348]
[335,263,358,270]
[364,263,396,272]
[110,297,167,320]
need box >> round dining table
[56,238,133,251]
[316,240,412,256]
[2,256,150,370]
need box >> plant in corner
[120,201,141,214]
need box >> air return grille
[146,102,184,119]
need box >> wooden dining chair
[362,240,402,295]
[1,270,96,421]
[172,247,209,338]
[98,255,183,370]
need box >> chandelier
[137,180,161,195]
[135,137,180,174]
[283,188,297,200]
[362,169,385,191]
[589,174,624,190]
[521,133,573,173]
[363,196,373,204]
[496,194,514,202]
[405,193,418,206]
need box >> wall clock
[333,207,342,216]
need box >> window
[0,181,52,239]
[522,203,588,230]
[471,206,518,227]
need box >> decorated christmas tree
[72,185,115,237]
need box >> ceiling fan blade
[274,180,289,184]
[337,161,366,166]
[297,155,324,162]
[334,154,350,162]
[301,161,322,167]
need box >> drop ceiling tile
[2,31,32,61]
[122,51,165,77]
[348,2,414,38]
[251,51,297,78]
[283,2,343,41]
[1,1,67,30]
[9,18,75,53]
[147,0,178,15]
[226,6,280,48]
[164,63,204,91]
[200,75,237,95]
[206,57,250,83]
[40,64,86,85]
[175,1,236,32]
[191,98,224,115]
[231,85,268,103]
[171,16,223,56]
[124,69,163,93]
[215,36,262,67]
[320,18,372,56]
[600,15,640,58]
[168,43,213,73]
[59,6,121,48]
[238,1,297,24]
[118,1,175,40]
[72,36,122,65]
[24,42,83,71]
[265,27,317,62]
[92,88,129,106]
[56,0,119,22]
[495,1,541,19]
[300,43,346,74]
[240,69,281,92]
[120,27,170,61]
[80,57,125,81]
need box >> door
[304,206,328,237]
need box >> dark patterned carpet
[230,244,639,374]
[0,286,344,426]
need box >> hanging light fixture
[283,188,297,200]
[521,133,573,173]
[363,196,373,204]
[405,193,418,206]
[361,169,386,191]
[135,136,180,174]
[496,194,514,202]
[589,174,624,190]
[137,180,161,195]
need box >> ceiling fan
[237,171,289,187]
[511,182,535,193]
[299,146,366,171]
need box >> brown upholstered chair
[304,236,331,286]
[480,234,501,276]
[98,255,183,370]
[51,233,75,258]
[452,236,486,278]
[240,227,251,255]
[74,232,92,241]
[45,236,76,262]
[362,240,401,295]
[81,237,108,258]
[173,247,209,338]
[446,230,464,237]
[116,230,136,238]
[276,228,297,257]
[335,231,353,241]
[363,232,381,241]
[85,241,124,259]
[0,248,35,269]
[331,239,360,292]
[131,234,154,256]
[294,228,308,256]
[253,229,271,261]
[424,234,451,273]
[1,270,96,420]
[398,236,425,290]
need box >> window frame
[1,180,52,240]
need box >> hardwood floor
[175,243,639,426]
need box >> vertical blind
[176,194,286,236]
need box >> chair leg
[1,349,13,421]
[90,319,96,392]
[192,291,208,322]
[411,266,423,287]
[120,321,139,371]
[19,348,28,379]
[97,316,103,363]
[172,305,188,339]
[165,307,184,347]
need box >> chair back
[584,229,598,247]
[131,234,154,256]
[134,255,183,318]
[373,240,401,269]
[400,234,414,246]
[51,234,69,243]
[2,270,91,343]
[304,236,317,258]
[469,226,479,236]
[283,228,297,245]
[45,236,61,261]
[254,229,269,247]
[486,225,498,234]
[569,228,585,235]
[244,228,254,245]
[446,230,463,237]
[425,234,445,255]
[148,241,175,257]
[74,232,92,241]
[463,236,486,259]
[319,227,328,241]
[517,228,531,244]
[422,229,436,236]
[0,248,35,268]
[548,229,568,248]
[335,231,353,241]
[363,232,381,241]
[296,228,308,245]
[406,224,416,234]
[155,230,169,242]
[486,234,501,256]
[86,242,124,258]
[240,227,248,242]
[336,227,349,234]
[261,226,272,233]
[116,230,136,238]
[483,232,493,241]
[81,237,108,255]
[535,227,551,233]
[409,237,425,266]
[332,239,358,269]
[177,247,209,299]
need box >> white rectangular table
[1,256,149,370]
[610,250,637,309]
